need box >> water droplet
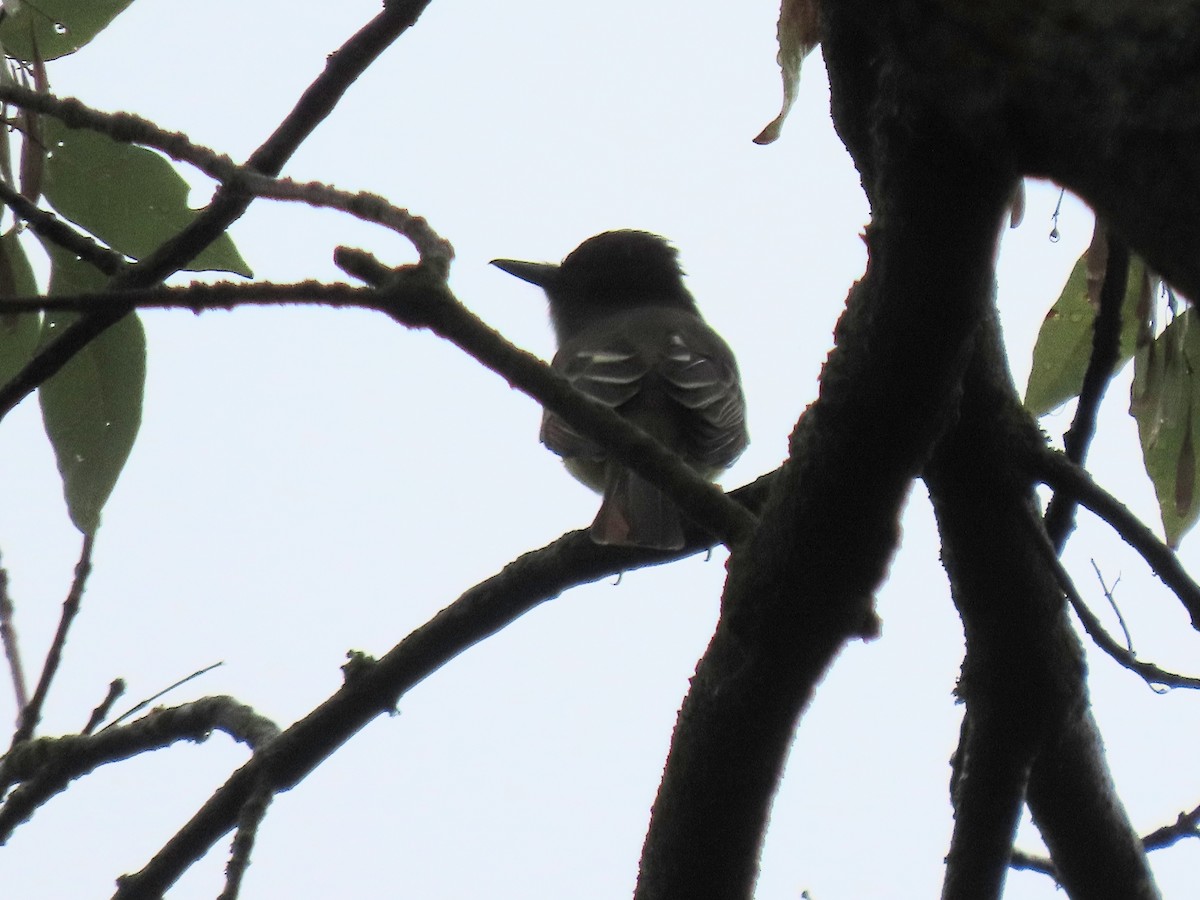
[1049,228,1060,243]
[52,22,66,34]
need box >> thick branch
[633,34,1017,891]
[105,494,778,900]
[925,311,1154,899]
[1026,706,1161,898]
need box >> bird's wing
[540,345,651,460]
[659,333,749,472]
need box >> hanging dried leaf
[753,0,821,145]
[1132,309,1200,548]
[1009,180,1026,229]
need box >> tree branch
[1015,796,1200,877]
[1043,228,1131,549]
[1032,533,1200,689]
[0,262,761,549]
[1026,700,1160,899]
[1142,801,1200,852]
[9,534,93,750]
[0,180,127,275]
[0,696,279,843]
[925,309,1155,899]
[0,280,375,314]
[925,311,1076,900]
[633,21,1018,888]
[0,552,27,713]
[82,679,125,736]
[107,519,763,899]
[217,782,272,900]
[1030,447,1200,630]
[0,0,437,426]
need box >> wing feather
[540,308,747,473]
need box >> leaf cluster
[0,0,249,535]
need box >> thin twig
[1014,796,1200,876]
[1010,848,1056,876]
[0,180,127,276]
[1142,801,1200,851]
[0,141,449,266]
[0,552,27,713]
[82,679,126,736]
[0,696,280,843]
[1091,560,1134,652]
[1031,525,1200,689]
[10,533,94,747]
[0,280,372,313]
[1043,229,1130,550]
[218,782,273,900]
[0,82,242,179]
[100,662,224,733]
[1048,187,1065,242]
[1030,446,1200,630]
[232,173,451,263]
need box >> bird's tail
[591,463,686,550]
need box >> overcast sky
[0,2,1197,898]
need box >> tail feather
[590,464,686,550]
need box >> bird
[491,229,748,550]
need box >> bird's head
[491,230,696,341]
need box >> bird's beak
[490,258,559,288]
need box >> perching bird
[491,230,748,550]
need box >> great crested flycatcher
[492,230,748,550]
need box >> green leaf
[42,117,252,276]
[1024,243,1148,416]
[0,229,42,386]
[0,0,135,61]
[38,243,145,535]
[1131,309,1200,548]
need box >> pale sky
[0,2,1197,898]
